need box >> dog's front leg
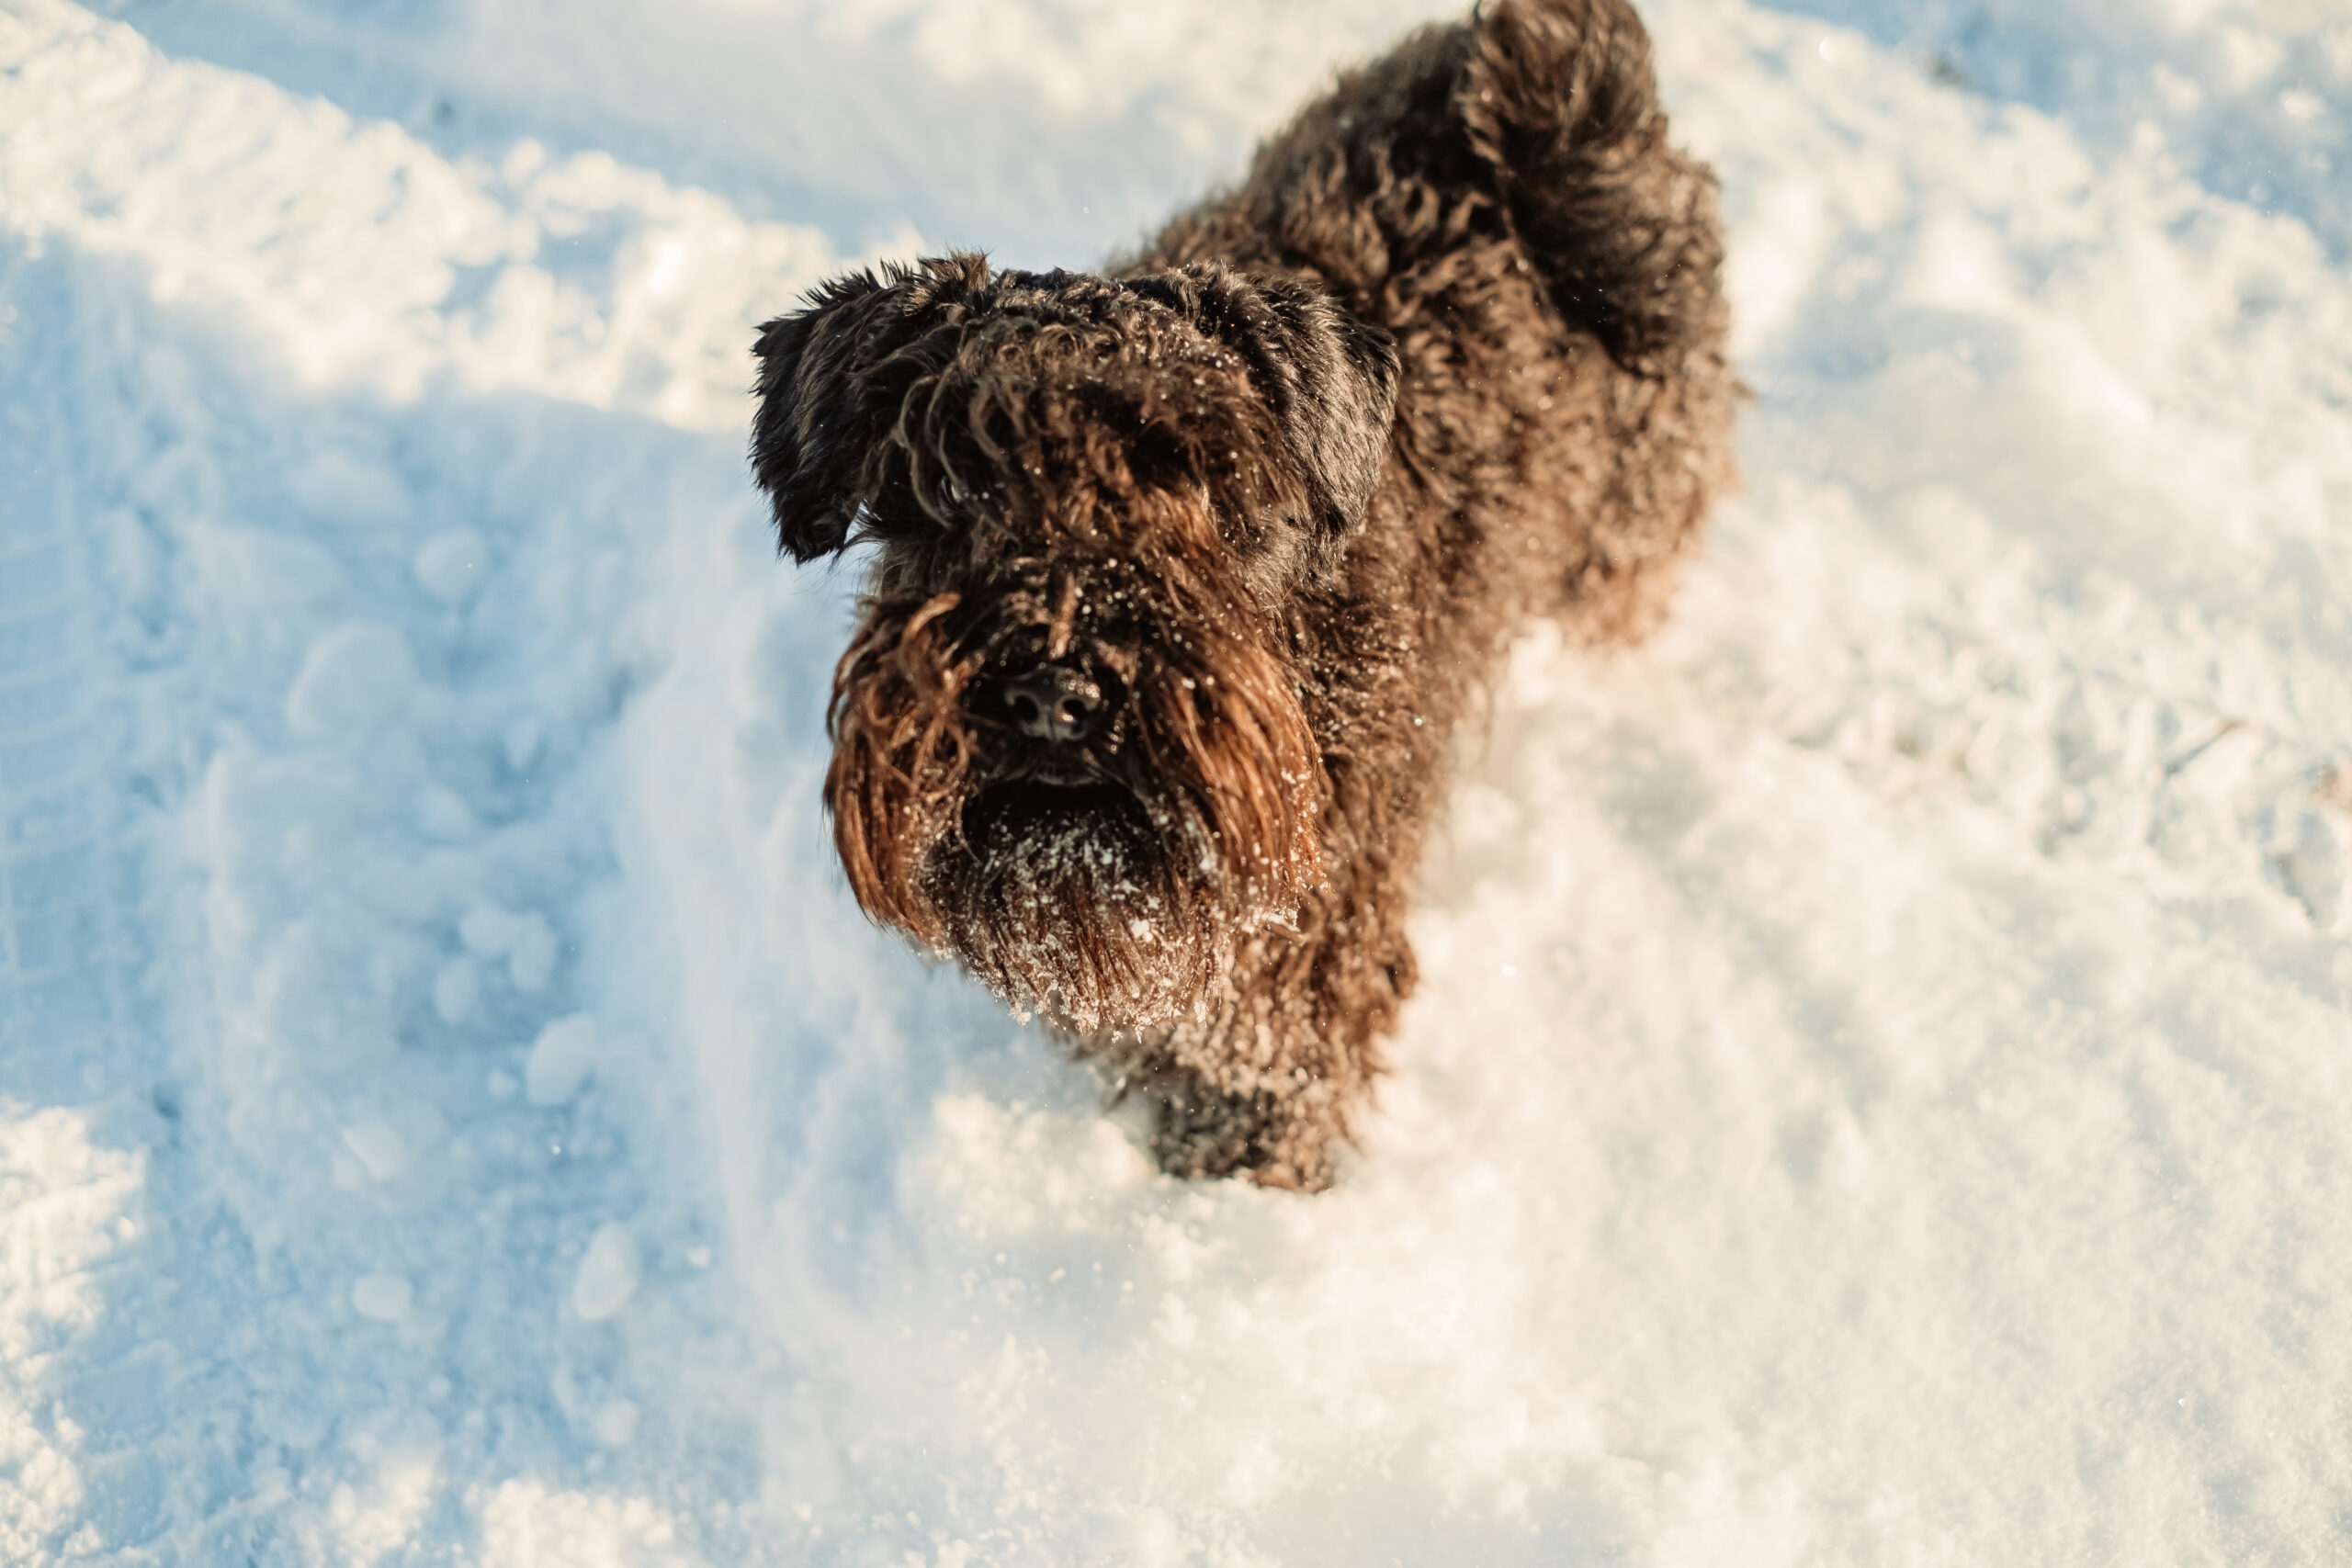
[1098,889,1411,1190]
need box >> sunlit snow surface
[4,0,2350,1560]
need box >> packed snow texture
[3,0,2349,1561]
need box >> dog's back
[1135,0,1736,649]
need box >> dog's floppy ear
[751,254,989,562]
[1138,265,1401,547]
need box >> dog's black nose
[1002,664,1103,744]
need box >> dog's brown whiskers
[1045,570,1080,661]
[825,590,992,943]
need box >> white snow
[2,0,2348,1562]
[526,1014,601,1109]
[571,1223,642,1325]
[353,1273,416,1323]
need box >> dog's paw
[1146,1079,1345,1193]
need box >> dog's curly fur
[751,0,1736,1189]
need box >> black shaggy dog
[751,0,1736,1189]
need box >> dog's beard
[825,585,1321,1032]
[931,782,1222,1030]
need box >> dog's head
[752,254,1398,1031]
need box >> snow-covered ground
[4,0,2349,1560]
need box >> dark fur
[752,0,1736,1189]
